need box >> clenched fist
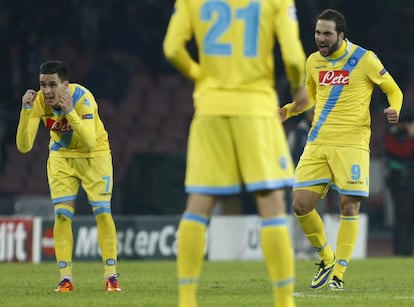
[384,108,399,124]
[22,89,37,108]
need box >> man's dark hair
[39,60,69,81]
[317,9,346,35]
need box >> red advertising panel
[0,217,41,263]
[41,223,55,258]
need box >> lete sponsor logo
[46,118,73,132]
[319,70,349,86]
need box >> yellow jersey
[163,0,306,116]
[16,83,110,158]
[287,40,403,149]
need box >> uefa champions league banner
[208,214,368,261]
[0,214,367,262]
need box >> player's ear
[62,80,69,87]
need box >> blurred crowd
[0,0,413,167]
[0,0,175,151]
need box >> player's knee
[92,206,112,218]
[339,201,360,215]
[292,189,319,215]
[292,199,313,215]
[54,204,74,221]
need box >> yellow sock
[261,215,295,307]
[177,211,208,307]
[296,209,335,263]
[332,215,359,280]
[54,204,75,280]
[94,207,118,278]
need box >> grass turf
[1,257,413,306]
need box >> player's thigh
[185,116,241,194]
[47,156,80,203]
[330,146,369,197]
[232,116,295,191]
[294,144,331,195]
[77,154,113,203]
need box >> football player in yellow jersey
[281,9,403,290]
[16,60,121,292]
[164,0,308,306]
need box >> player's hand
[22,89,37,107]
[384,108,399,124]
[279,107,288,122]
[58,83,73,113]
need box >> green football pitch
[2,257,413,306]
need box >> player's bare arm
[279,86,310,122]
[291,86,310,114]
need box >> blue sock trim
[178,278,199,285]
[273,277,294,288]
[182,211,209,226]
[93,206,112,216]
[313,241,328,253]
[54,207,74,219]
[261,216,287,228]
[341,215,359,221]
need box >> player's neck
[326,39,347,60]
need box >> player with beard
[281,9,403,290]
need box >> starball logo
[319,70,349,86]
[46,118,73,132]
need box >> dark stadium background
[0,0,413,254]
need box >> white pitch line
[294,292,414,300]
[293,292,341,298]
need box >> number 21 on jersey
[201,1,260,57]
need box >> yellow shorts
[47,154,113,205]
[185,115,294,195]
[294,143,369,197]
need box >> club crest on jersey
[46,118,72,132]
[347,56,358,66]
[83,98,91,107]
[319,70,349,86]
